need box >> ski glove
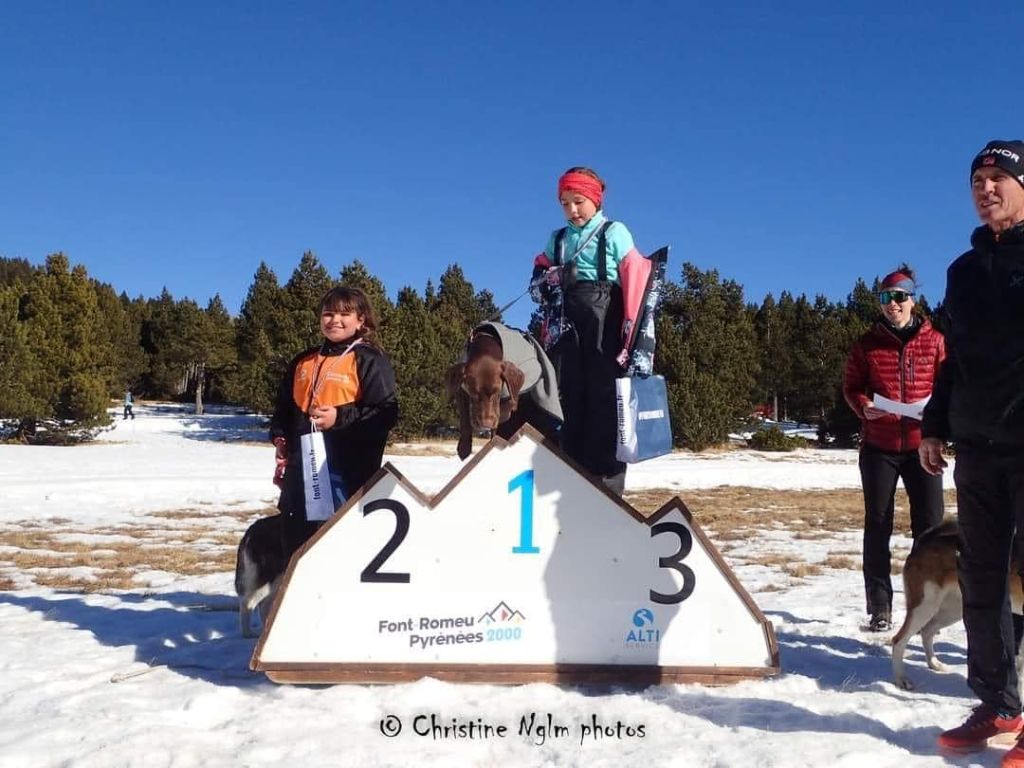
[529,265,561,304]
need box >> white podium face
[253,426,779,685]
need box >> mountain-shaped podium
[251,425,780,685]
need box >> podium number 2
[650,522,695,604]
[508,469,539,554]
[360,499,411,583]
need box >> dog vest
[472,322,564,424]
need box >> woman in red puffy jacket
[843,267,946,631]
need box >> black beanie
[971,140,1024,187]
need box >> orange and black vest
[270,339,398,504]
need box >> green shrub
[748,426,803,452]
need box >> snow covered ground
[0,403,999,767]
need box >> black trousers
[859,443,944,615]
[552,281,626,483]
[955,445,1024,714]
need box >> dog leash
[484,285,534,324]
[484,225,605,325]
[110,660,258,683]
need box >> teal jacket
[543,211,637,284]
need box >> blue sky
[3,1,1023,329]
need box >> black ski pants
[552,281,626,486]
[859,443,944,615]
[954,444,1024,714]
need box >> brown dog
[891,517,1024,690]
[446,331,527,460]
[446,325,565,460]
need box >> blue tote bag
[615,374,673,463]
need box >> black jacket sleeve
[331,345,399,435]
[921,338,953,440]
[921,288,954,441]
[269,351,306,443]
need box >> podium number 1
[508,469,539,554]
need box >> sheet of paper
[872,394,930,420]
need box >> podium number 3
[650,522,695,604]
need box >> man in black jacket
[921,140,1024,762]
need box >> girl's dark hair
[894,262,916,281]
[318,286,380,345]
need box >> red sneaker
[937,704,1022,752]
[1005,734,1024,768]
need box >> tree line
[0,251,937,448]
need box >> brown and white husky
[892,517,1024,690]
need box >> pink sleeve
[617,247,651,362]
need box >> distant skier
[123,389,134,420]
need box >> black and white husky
[235,515,287,638]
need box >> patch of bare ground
[386,441,461,457]
[0,487,952,592]
[625,487,957,538]
[0,511,279,592]
[734,552,793,569]
[783,562,823,578]
[623,486,947,581]
[150,506,274,521]
[822,554,858,570]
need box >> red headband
[881,271,916,292]
[557,172,603,207]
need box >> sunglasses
[879,290,913,304]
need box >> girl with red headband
[531,166,649,495]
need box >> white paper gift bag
[300,423,336,522]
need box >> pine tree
[432,265,487,368]
[657,264,758,450]
[0,257,36,287]
[283,251,334,352]
[752,292,794,420]
[797,295,865,444]
[0,283,42,427]
[140,288,185,397]
[185,295,237,413]
[227,262,289,414]
[846,278,879,329]
[387,285,449,436]
[18,254,115,438]
[475,289,499,323]
[339,259,393,342]
[93,282,147,393]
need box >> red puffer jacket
[843,318,946,452]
